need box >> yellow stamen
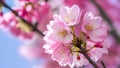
[58,30,68,37]
[85,25,93,31]
[64,14,74,23]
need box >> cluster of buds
[43,4,110,68]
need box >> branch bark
[101,60,106,68]
[76,38,100,68]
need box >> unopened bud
[94,43,103,48]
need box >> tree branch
[101,60,106,68]
[76,38,100,68]
[82,50,99,68]
[1,2,44,36]
[90,0,120,43]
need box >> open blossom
[71,52,89,67]
[44,16,73,43]
[51,43,73,66]
[81,12,107,42]
[43,4,110,68]
[60,4,80,26]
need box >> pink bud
[94,43,103,48]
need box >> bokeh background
[0,0,33,68]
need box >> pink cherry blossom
[71,53,88,68]
[43,4,110,68]
[86,36,111,62]
[82,12,107,42]
[64,0,99,15]
[51,43,73,66]
[60,4,80,26]
[44,17,73,43]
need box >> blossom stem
[1,2,44,36]
[81,48,99,68]
[76,38,100,68]
[90,0,120,43]
[70,26,76,38]
[101,60,106,68]
[70,26,77,45]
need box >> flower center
[71,46,80,52]
[58,29,68,37]
[85,24,93,31]
[64,14,74,23]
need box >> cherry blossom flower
[44,16,73,43]
[71,53,88,67]
[51,43,73,66]
[60,4,80,26]
[43,4,110,68]
[81,12,107,42]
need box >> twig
[90,0,120,43]
[76,38,100,68]
[101,60,106,68]
[1,2,44,36]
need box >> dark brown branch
[82,50,99,68]
[90,0,120,43]
[1,2,44,36]
[45,0,48,2]
[76,38,100,68]
[101,60,106,68]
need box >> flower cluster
[43,4,110,68]
[0,0,52,40]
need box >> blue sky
[0,0,33,68]
[0,30,33,68]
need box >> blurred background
[0,0,33,68]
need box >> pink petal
[60,7,68,21]
[52,44,72,66]
[70,4,80,21]
[64,33,73,43]
[89,27,107,42]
